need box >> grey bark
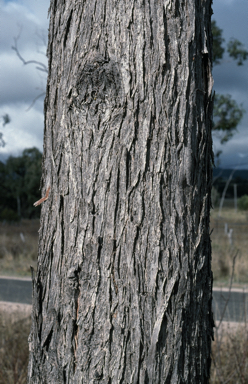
[28,0,214,383]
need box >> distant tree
[0,148,42,220]
[5,154,26,217]
[238,195,248,211]
[212,20,225,65]
[212,20,248,162]
[0,113,11,147]
[227,38,248,66]
[213,94,245,145]
[212,20,248,67]
[22,148,43,215]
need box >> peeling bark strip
[28,1,214,383]
[33,187,51,207]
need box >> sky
[0,0,248,169]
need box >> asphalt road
[212,288,248,323]
[0,277,247,322]
[0,277,32,305]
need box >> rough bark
[28,0,214,383]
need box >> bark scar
[33,186,51,207]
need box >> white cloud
[0,0,49,159]
[0,102,44,158]
[2,0,49,25]
[0,52,47,105]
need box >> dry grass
[0,303,247,383]
[211,208,248,287]
[210,207,248,381]
[0,220,39,277]
[0,212,248,287]
[0,305,31,384]
[211,322,248,383]
[0,214,247,382]
[211,206,248,223]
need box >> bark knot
[74,52,124,110]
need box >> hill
[213,168,248,181]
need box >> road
[0,276,32,305]
[0,277,247,322]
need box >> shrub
[238,194,248,211]
[0,208,20,222]
[211,187,220,208]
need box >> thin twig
[26,92,46,111]
[11,30,48,110]
[12,36,48,73]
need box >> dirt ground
[0,301,245,337]
[0,301,31,323]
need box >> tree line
[1,146,247,222]
[214,174,248,200]
[0,147,42,221]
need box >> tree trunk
[28,0,214,383]
[17,194,21,218]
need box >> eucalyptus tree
[28,1,214,382]
[0,113,10,147]
[212,20,247,159]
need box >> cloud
[0,102,44,160]
[0,0,49,160]
[219,0,235,4]
[0,52,46,106]
[212,0,248,168]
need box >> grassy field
[0,219,39,278]
[1,209,248,287]
[0,306,31,384]
[210,322,248,383]
[0,307,247,383]
[0,210,247,382]
[211,208,248,287]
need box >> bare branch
[12,28,48,110]
[35,28,47,56]
[12,36,48,73]
[26,92,46,111]
[11,28,48,73]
